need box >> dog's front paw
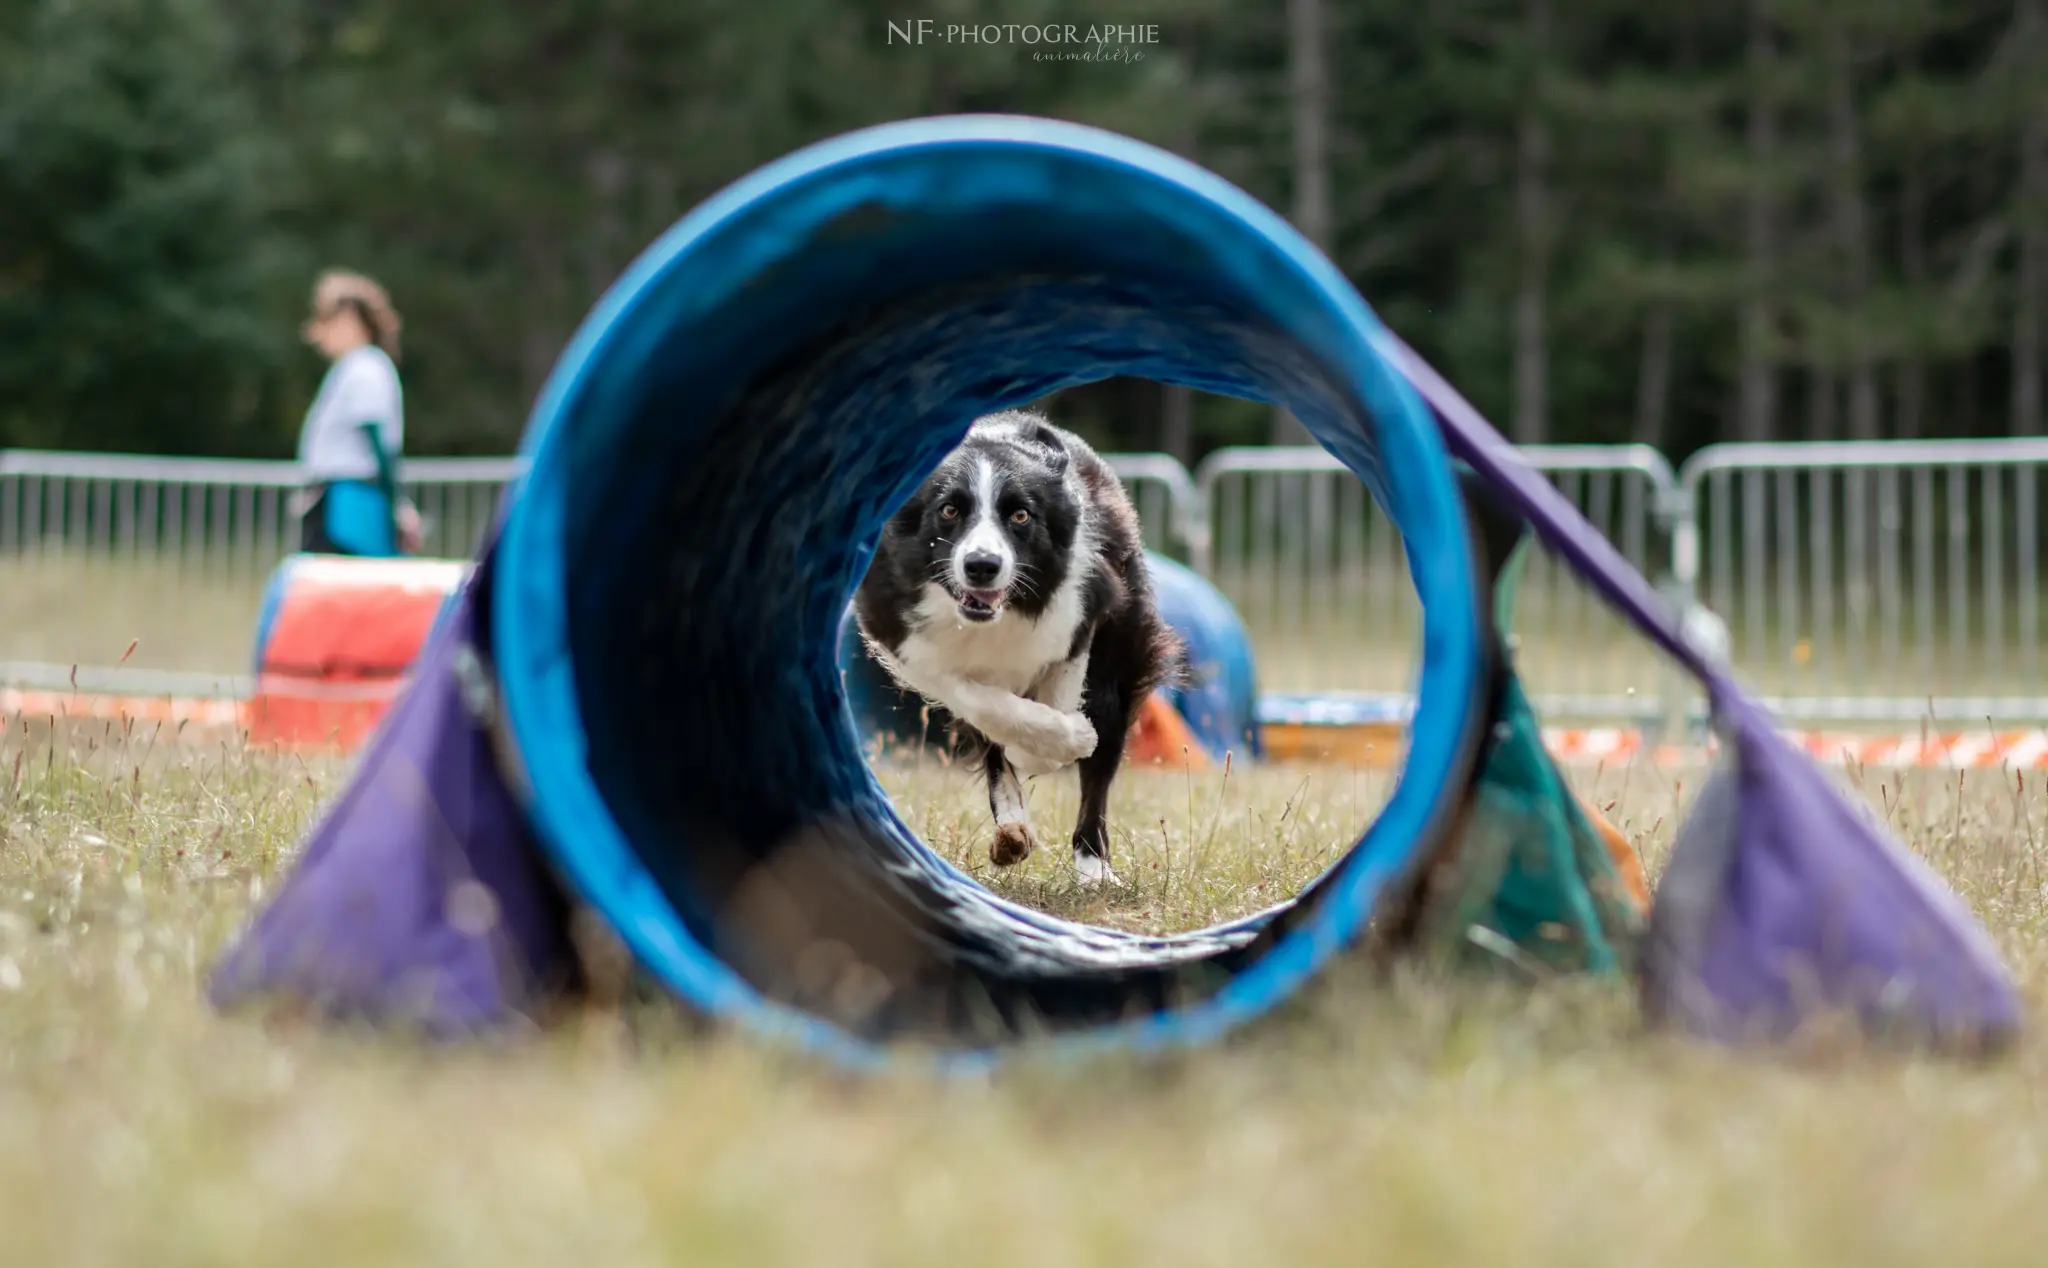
[1006,714,1097,774]
[1072,850,1120,887]
[1051,713,1099,764]
[990,821,1038,867]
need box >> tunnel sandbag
[470,114,1493,1062]
[246,553,469,749]
[840,549,1260,764]
[1391,662,1648,977]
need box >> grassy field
[3,715,2047,1267]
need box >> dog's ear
[1025,422,1069,474]
[888,489,925,534]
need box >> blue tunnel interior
[487,118,1491,1063]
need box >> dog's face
[884,419,1080,624]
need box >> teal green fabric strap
[357,421,399,505]
[1493,534,1530,635]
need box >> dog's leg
[1010,651,1091,778]
[946,679,1095,766]
[867,642,1096,765]
[1070,676,1131,887]
[985,744,1037,866]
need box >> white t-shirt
[297,345,404,483]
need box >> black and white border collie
[854,410,1181,885]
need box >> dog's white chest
[898,584,1081,696]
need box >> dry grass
[2,714,2047,1267]
[874,748,1403,933]
[0,554,273,677]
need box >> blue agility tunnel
[481,114,1489,1067]
[212,115,2020,1069]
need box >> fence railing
[1674,438,2048,721]
[1103,453,1203,558]
[0,449,524,576]
[1193,444,1682,714]
[7,439,2048,724]
[0,450,1205,676]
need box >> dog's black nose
[962,552,1004,587]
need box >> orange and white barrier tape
[1541,726,2048,770]
[0,679,405,751]
[0,687,244,729]
[1252,717,2048,771]
[8,682,2048,771]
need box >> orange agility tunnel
[246,554,470,748]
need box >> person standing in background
[294,269,423,556]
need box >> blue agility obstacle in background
[212,115,2020,1067]
[1147,552,1263,761]
[840,549,1261,763]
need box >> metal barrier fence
[1675,438,2048,721]
[1194,445,1683,715]
[9,438,2048,723]
[0,449,522,573]
[0,450,521,675]
[0,450,1202,676]
[1103,453,1201,558]
[0,450,1197,568]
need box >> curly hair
[311,269,403,361]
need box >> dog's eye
[1010,509,1030,525]
[939,503,960,520]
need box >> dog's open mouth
[957,589,1006,622]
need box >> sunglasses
[302,297,369,331]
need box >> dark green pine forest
[2,0,2044,464]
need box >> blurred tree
[1266,0,1326,445]
[2008,0,2046,434]
[1738,0,1784,444]
[0,0,297,453]
[1510,0,1554,445]
[0,0,2041,461]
